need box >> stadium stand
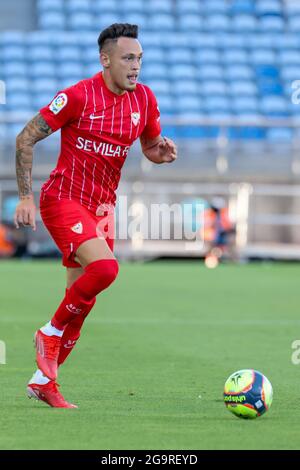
[1,0,300,141]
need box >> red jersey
[40,72,161,214]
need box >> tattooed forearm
[16,114,53,199]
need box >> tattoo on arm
[16,114,53,199]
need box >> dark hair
[98,23,138,52]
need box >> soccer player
[14,23,177,408]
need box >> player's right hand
[14,196,37,231]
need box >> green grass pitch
[0,259,300,450]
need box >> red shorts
[40,195,115,268]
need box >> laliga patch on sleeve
[49,93,68,115]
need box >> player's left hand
[158,137,177,163]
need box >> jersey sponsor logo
[49,93,68,114]
[131,112,140,126]
[71,222,83,234]
[76,137,130,158]
[89,113,105,120]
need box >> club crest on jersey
[49,93,68,115]
[71,222,83,234]
[131,112,140,126]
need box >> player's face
[109,37,143,92]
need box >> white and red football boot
[27,381,78,409]
[35,330,61,381]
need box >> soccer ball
[223,369,273,419]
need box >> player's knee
[85,258,119,292]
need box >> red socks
[57,297,96,366]
[51,259,119,331]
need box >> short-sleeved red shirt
[40,72,161,214]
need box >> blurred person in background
[202,197,236,268]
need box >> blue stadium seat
[205,96,231,112]
[229,81,257,95]
[195,49,220,65]
[3,62,28,77]
[123,14,148,29]
[284,1,300,14]
[175,96,202,113]
[32,78,58,94]
[26,31,55,47]
[56,47,81,62]
[95,14,122,30]
[226,65,254,80]
[175,0,203,15]
[229,0,255,15]
[83,62,101,77]
[232,15,258,31]
[259,80,283,97]
[66,0,92,14]
[29,46,54,62]
[205,15,231,31]
[188,34,217,48]
[149,14,175,30]
[146,80,171,95]
[69,13,94,30]
[7,123,30,139]
[0,31,25,46]
[146,0,173,14]
[37,0,63,12]
[178,15,203,31]
[39,12,66,30]
[6,93,32,111]
[167,48,193,64]
[143,48,165,63]
[141,64,168,80]
[259,16,284,32]
[30,62,56,79]
[281,66,300,81]
[160,33,189,47]
[232,96,259,113]
[228,126,266,139]
[32,93,55,110]
[260,96,289,116]
[218,33,247,48]
[266,128,293,141]
[275,34,300,49]
[57,62,84,79]
[198,65,223,80]
[255,0,282,16]
[254,64,279,78]
[92,0,118,13]
[204,0,228,14]
[288,18,300,32]
[170,65,196,80]
[155,95,174,114]
[251,49,277,64]
[119,0,145,14]
[278,50,300,65]
[60,76,84,89]
[247,33,275,48]
[50,32,79,46]
[172,80,198,95]
[222,49,248,64]
[6,78,30,93]
[2,46,26,62]
[200,81,228,95]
